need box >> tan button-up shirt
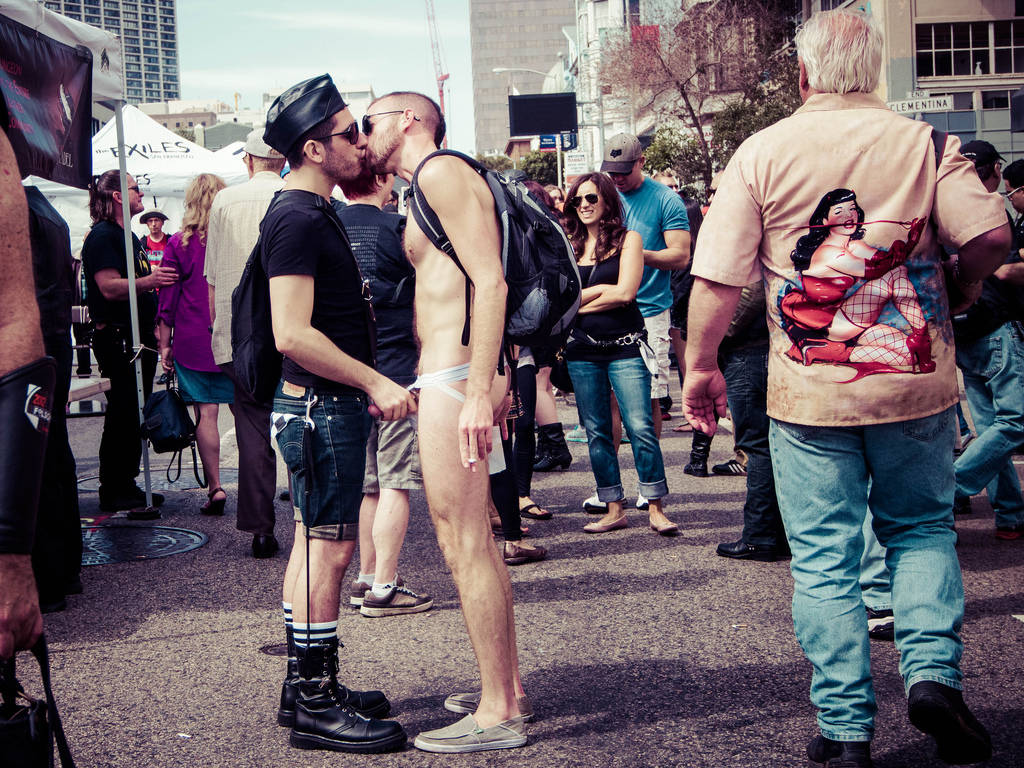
[205,170,285,365]
[693,91,1007,426]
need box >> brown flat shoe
[583,515,628,534]
[503,541,547,565]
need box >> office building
[470,0,576,155]
[40,0,180,104]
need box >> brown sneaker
[359,585,433,617]
[348,575,403,607]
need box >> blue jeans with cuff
[769,407,963,742]
[568,355,668,502]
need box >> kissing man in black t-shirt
[260,74,415,754]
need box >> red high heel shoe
[906,327,936,373]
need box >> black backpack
[408,150,581,349]
[230,226,281,404]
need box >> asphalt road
[22,382,1024,767]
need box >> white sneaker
[635,494,649,510]
[582,493,606,512]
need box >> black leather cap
[263,74,347,156]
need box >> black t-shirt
[81,219,157,338]
[26,186,74,340]
[262,189,375,393]
[338,204,417,386]
[566,253,645,363]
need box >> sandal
[672,421,694,433]
[519,503,553,520]
[201,487,226,516]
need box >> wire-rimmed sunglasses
[1003,184,1024,199]
[313,120,360,146]
[568,192,600,208]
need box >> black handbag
[142,371,206,487]
[548,347,574,394]
[0,635,76,767]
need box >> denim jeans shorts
[271,381,371,541]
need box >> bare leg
[651,399,663,437]
[372,489,410,583]
[283,521,305,605]
[534,366,558,425]
[591,499,625,528]
[357,493,378,577]
[195,402,224,498]
[418,386,520,728]
[287,535,355,624]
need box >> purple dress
[156,231,218,372]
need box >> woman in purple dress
[156,173,231,515]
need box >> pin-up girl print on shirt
[778,188,934,382]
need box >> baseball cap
[139,209,168,223]
[601,133,643,174]
[243,128,283,159]
[263,74,347,156]
[960,140,1005,166]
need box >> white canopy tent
[28,105,250,248]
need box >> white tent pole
[113,100,154,507]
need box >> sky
[175,0,475,151]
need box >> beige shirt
[204,170,285,365]
[693,92,1007,427]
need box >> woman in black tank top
[563,173,676,535]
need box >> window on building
[982,89,1012,109]
[918,21,1024,76]
[187,121,193,127]
[820,0,851,10]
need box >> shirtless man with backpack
[365,91,532,753]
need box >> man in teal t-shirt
[602,133,690,440]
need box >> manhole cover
[82,525,207,566]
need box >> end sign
[887,95,953,114]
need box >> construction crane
[424,0,449,148]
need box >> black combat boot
[533,422,572,471]
[683,430,713,477]
[288,639,403,752]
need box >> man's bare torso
[403,162,502,375]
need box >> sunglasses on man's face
[569,193,600,208]
[315,120,360,146]
[362,110,420,136]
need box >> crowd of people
[2,7,1022,765]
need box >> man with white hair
[205,128,286,558]
[683,9,1007,767]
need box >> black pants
[221,361,277,536]
[513,363,537,498]
[721,342,786,547]
[92,324,156,493]
[490,426,523,542]
[32,334,82,601]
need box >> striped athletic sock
[292,620,338,650]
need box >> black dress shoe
[807,734,872,767]
[908,681,991,765]
[716,539,790,562]
[252,534,280,558]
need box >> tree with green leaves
[518,151,558,186]
[475,153,515,173]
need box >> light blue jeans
[954,321,1024,529]
[769,407,963,741]
[567,356,668,502]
